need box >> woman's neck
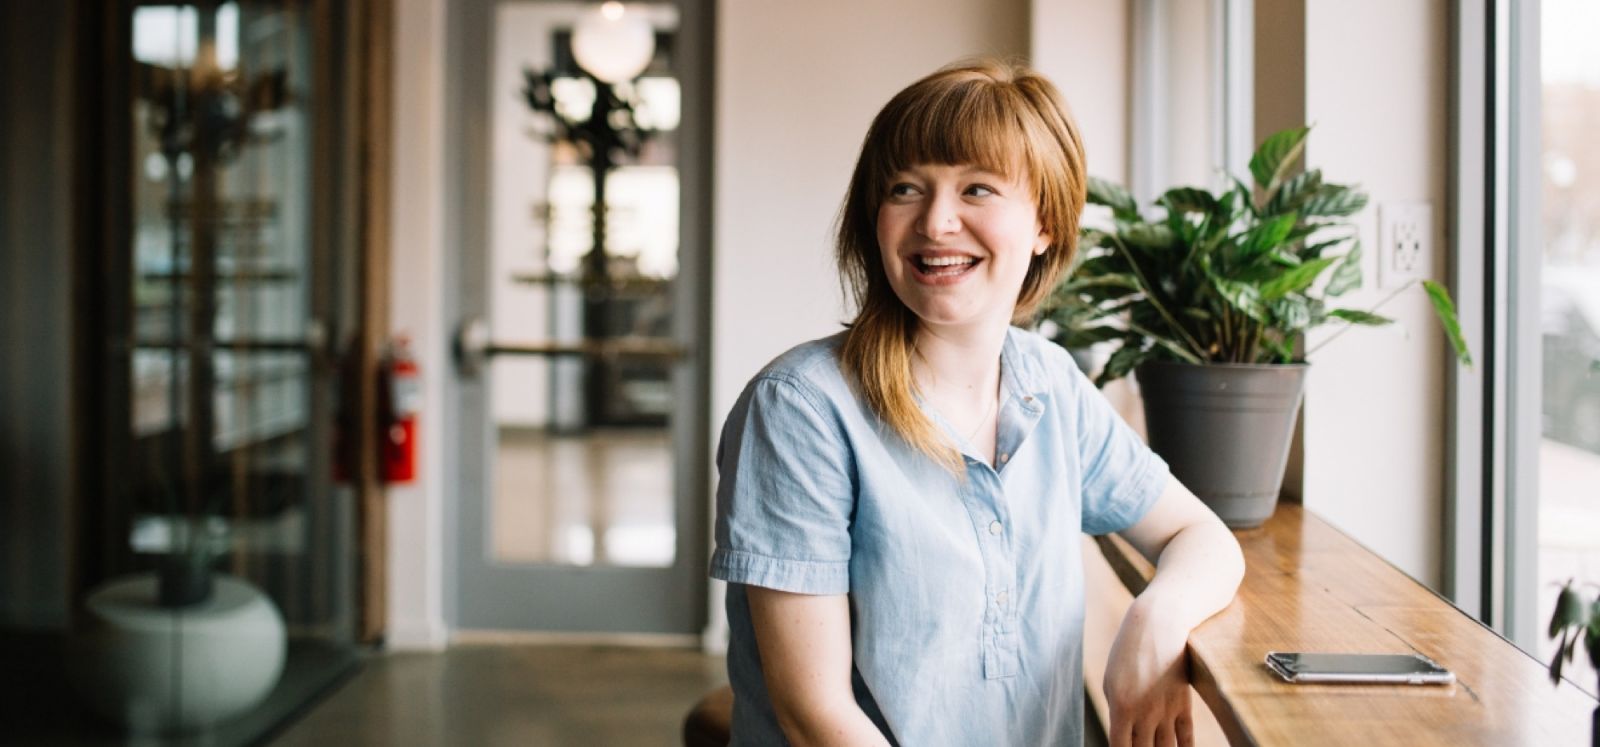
[911,320,1007,402]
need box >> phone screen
[1266,652,1453,682]
[1270,653,1445,675]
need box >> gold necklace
[964,390,997,444]
[914,345,999,444]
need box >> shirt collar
[1001,327,1051,411]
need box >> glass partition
[1,2,365,742]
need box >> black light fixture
[522,2,663,426]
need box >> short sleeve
[709,374,856,595]
[1068,359,1171,536]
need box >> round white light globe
[571,2,655,84]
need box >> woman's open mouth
[912,253,982,280]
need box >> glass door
[53,1,370,741]
[449,0,711,635]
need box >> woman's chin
[905,306,997,333]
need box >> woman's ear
[1032,232,1051,256]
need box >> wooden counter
[1096,504,1598,746]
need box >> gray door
[446,0,713,635]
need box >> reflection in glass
[489,3,680,568]
[60,2,358,740]
[1538,0,1600,697]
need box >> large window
[1456,0,1600,697]
[1533,0,1600,696]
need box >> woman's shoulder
[1004,325,1080,389]
[755,330,847,379]
[742,330,853,405]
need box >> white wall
[705,0,1032,649]
[1300,0,1450,587]
[387,0,450,650]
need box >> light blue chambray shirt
[709,326,1170,746]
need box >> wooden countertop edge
[1094,505,1593,745]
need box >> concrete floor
[269,644,729,747]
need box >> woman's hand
[1103,595,1195,747]
[1104,477,1245,746]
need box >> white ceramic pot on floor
[68,572,286,734]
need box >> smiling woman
[708,58,1245,747]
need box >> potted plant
[1045,126,1472,528]
[1040,247,1123,377]
[1549,579,1600,746]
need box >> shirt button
[1023,396,1034,403]
[988,520,1002,535]
[996,590,1009,606]
[998,452,1009,463]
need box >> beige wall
[706,0,1032,648]
[710,0,1031,408]
[1300,0,1450,587]
[1031,0,1131,185]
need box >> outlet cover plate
[1378,201,1432,290]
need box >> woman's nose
[916,192,961,238]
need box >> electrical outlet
[1378,202,1432,289]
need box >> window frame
[1446,0,1542,648]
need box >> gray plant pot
[1135,360,1308,529]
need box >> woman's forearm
[778,700,894,747]
[1136,517,1245,631]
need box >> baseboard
[386,619,449,651]
[451,629,702,648]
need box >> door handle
[453,317,687,377]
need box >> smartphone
[1264,651,1456,685]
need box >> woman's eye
[965,184,996,197]
[888,183,920,198]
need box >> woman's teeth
[917,255,978,275]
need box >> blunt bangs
[870,76,1037,192]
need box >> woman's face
[876,163,1049,336]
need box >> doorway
[445,0,713,636]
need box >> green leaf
[1325,242,1364,297]
[1096,343,1146,387]
[1267,249,1303,267]
[1249,126,1311,194]
[1158,187,1220,217]
[1301,184,1370,218]
[1550,630,1569,684]
[1550,583,1587,638]
[1264,169,1323,216]
[1262,335,1295,363]
[1230,176,1258,217]
[1239,213,1301,263]
[1056,324,1125,347]
[1301,235,1354,260]
[1062,273,1141,293]
[1088,176,1140,220]
[1422,280,1474,367]
[1272,296,1311,330]
[1305,297,1329,326]
[1261,256,1339,301]
[1121,222,1175,251]
[1329,308,1393,325]
[1212,276,1268,323]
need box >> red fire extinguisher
[381,335,421,483]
